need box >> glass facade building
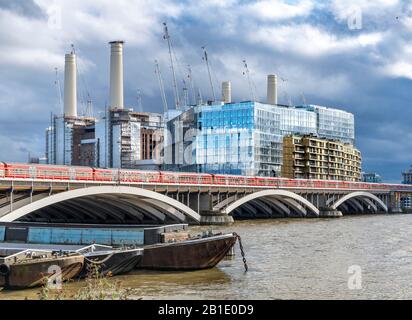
[95,113,108,168]
[45,115,97,167]
[95,109,163,169]
[401,196,411,208]
[195,102,281,176]
[279,107,317,136]
[295,105,355,143]
[402,165,412,184]
[362,172,382,183]
[164,101,356,177]
[45,126,54,165]
[55,116,72,165]
[401,166,412,208]
[46,116,75,166]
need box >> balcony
[294,161,305,167]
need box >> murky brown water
[2,214,412,300]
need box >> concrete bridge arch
[222,189,320,216]
[331,191,388,212]
[0,186,201,224]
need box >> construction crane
[72,43,92,116]
[282,91,292,106]
[187,65,196,105]
[301,92,307,105]
[197,88,203,105]
[54,67,63,114]
[202,46,216,102]
[242,59,256,101]
[163,22,180,110]
[278,76,290,106]
[85,95,93,118]
[136,89,143,112]
[154,60,169,117]
[182,79,189,107]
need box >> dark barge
[76,245,143,277]
[138,233,237,270]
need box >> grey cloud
[0,0,46,19]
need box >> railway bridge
[1,172,411,225]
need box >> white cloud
[383,61,412,80]
[247,24,383,57]
[0,9,63,70]
[0,0,184,71]
[0,46,63,70]
[402,16,412,30]
[329,0,400,22]
[245,0,314,21]
[379,40,412,79]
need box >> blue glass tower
[164,101,356,177]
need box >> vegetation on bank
[38,264,141,300]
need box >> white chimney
[267,74,277,105]
[109,40,124,109]
[222,81,232,103]
[63,53,77,117]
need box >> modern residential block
[281,134,361,181]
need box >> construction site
[43,23,358,179]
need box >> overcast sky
[0,0,411,182]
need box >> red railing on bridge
[1,162,411,192]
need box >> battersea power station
[43,40,361,182]
[45,41,163,171]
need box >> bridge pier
[199,211,234,225]
[389,207,403,213]
[313,195,343,218]
[388,191,411,213]
[188,193,212,212]
[318,207,343,218]
[186,192,234,225]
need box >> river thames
[1,214,412,300]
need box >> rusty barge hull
[0,254,84,290]
[138,233,237,271]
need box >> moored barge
[138,233,237,270]
[76,245,143,277]
[0,249,84,290]
[0,222,245,277]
